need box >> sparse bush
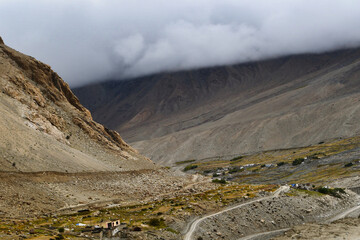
[261,164,266,168]
[175,159,196,165]
[212,179,227,184]
[344,162,353,167]
[184,164,198,171]
[230,156,243,161]
[316,187,345,198]
[308,154,320,159]
[133,226,142,231]
[58,227,64,233]
[148,218,164,227]
[229,167,243,174]
[277,162,286,167]
[292,158,304,166]
[55,235,64,240]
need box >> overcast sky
[1,0,360,87]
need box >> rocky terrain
[0,36,231,240]
[75,48,360,165]
[0,37,154,172]
[273,218,360,240]
[2,36,360,240]
[0,169,214,219]
[191,188,358,240]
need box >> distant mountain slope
[0,37,154,172]
[74,48,360,165]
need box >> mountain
[0,37,155,172]
[74,48,360,165]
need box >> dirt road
[183,186,289,240]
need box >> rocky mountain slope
[0,37,155,172]
[75,48,360,165]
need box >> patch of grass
[229,167,244,174]
[292,158,304,166]
[230,156,244,161]
[184,164,198,171]
[277,162,286,166]
[212,179,227,184]
[148,218,165,227]
[175,159,196,165]
[344,162,354,167]
[316,187,345,198]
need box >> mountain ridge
[74,47,360,165]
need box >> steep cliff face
[75,48,360,165]
[0,37,154,172]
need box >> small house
[100,219,121,229]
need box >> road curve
[237,228,290,240]
[326,196,360,223]
[183,186,289,240]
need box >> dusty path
[238,228,291,240]
[183,186,289,240]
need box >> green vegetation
[230,156,243,161]
[0,183,276,239]
[148,218,165,227]
[292,158,304,166]
[316,187,345,198]
[229,166,243,174]
[212,179,227,184]
[344,162,354,167]
[184,164,198,171]
[277,162,286,166]
[175,159,196,165]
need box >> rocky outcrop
[0,36,154,172]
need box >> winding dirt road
[183,186,289,240]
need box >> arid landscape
[1,1,360,239]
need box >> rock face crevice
[0,36,154,172]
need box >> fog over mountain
[1,0,360,86]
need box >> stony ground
[273,218,360,240]
[191,188,358,240]
[0,169,214,219]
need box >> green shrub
[344,162,353,167]
[212,179,227,184]
[184,165,198,171]
[277,162,286,166]
[230,156,243,161]
[58,227,64,233]
[55,235,64,240]
[316,187,345,198]
[229,167,243,174]
[148,218,164,227]
[292,158,304,166]
[175,159,196,165]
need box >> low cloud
[1,0,360,86]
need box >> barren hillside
[0,37,155,172]
[75,48,360,165]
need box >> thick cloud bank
[1,0,360,86]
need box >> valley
[1,37,360,240]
